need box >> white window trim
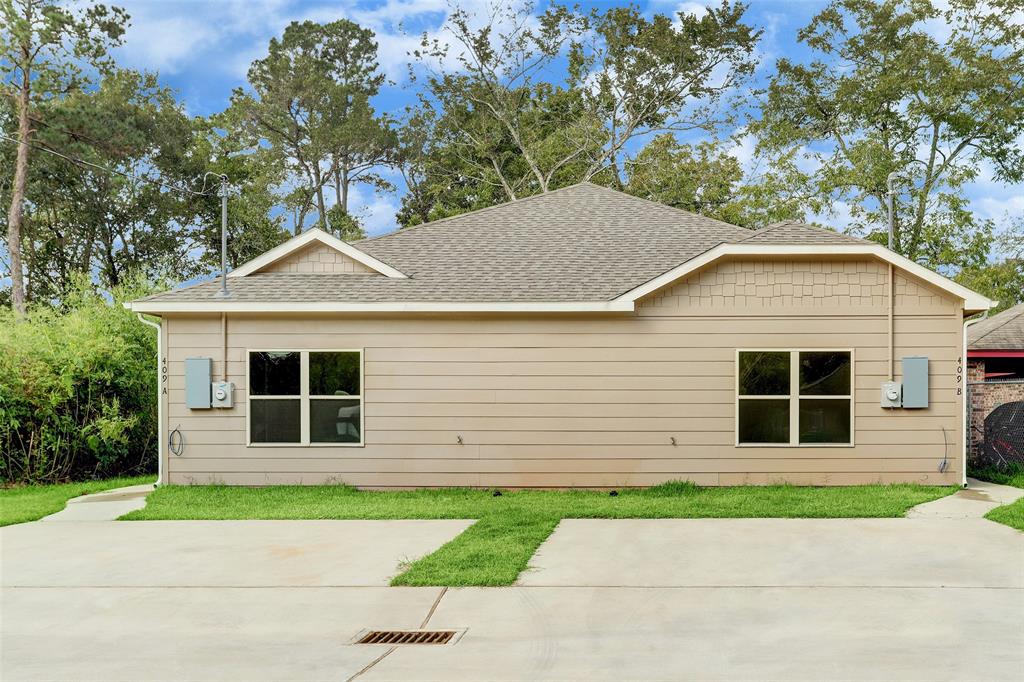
[735,348,855,448]
[246,349,365,448]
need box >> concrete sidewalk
[518,517,1023,588]
[907,477,1024,519]
[2,485,1022,681]
[2,519,474,588]
[41,483,155,521]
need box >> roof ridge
[580,182,751,234]
[356,182,596,245]
[736,224,777,242]
[971,303,1024,344]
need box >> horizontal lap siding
[162,258,964,487]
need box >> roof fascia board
[615,243,996,312]
[128,300,636,314]
[229,228,408,279]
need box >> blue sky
[105,0,1021,239]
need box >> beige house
[129,183,995,488]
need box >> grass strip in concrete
[392,513,560,587]
[123,481,955,586]
[1,475,156,526]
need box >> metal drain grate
[357,630,457,645]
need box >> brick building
[967,303,1024,463]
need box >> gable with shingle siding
[259,241,380,275]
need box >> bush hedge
[0,281,159,484]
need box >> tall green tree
[1,0,128,314]
[753,0,1024,274]
[411,1,760,208]
[193,115,290,272]
[318,20,394,218]
[619,134,810,228]
[10,69,206,302]
[227,19,394,237]
[625,135,741,214]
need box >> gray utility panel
[901,356,929,409]
[184,357,212,409]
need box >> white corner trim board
[128,300,637,314]
[229,228,408,279]
[615,243,997,313]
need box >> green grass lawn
[985,499,1024,531]
[971,462,1024,531]
[1,475,156,527]
[123,481,954,586]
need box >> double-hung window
[736,350,853,446]
[248,350,363,446]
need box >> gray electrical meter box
[184,357,212,409]
[880,381,902,408]
[901,356,929,408]
[211,381,234,408]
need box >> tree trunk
[333,162,350,214]
[341,166,349,214]
[312,165,327,230]
[6,54,31,317]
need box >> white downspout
[961,310,989,488]
[137,313,164,486]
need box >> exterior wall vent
[355,629,462,645]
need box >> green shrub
[0,279,159,484]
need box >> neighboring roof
[130,182,996,314]
[969,303,1024,350]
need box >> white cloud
[808,199,855,233]
[974,194,1024,223]
[113,0,289,75]
[675,2,709,19]
[726,128,757,174]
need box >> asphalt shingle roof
[968,303,1024,350]
[138,183,864,305]
[741,220,870,245]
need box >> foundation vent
[356,630,458,645]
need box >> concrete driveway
[1,484,1022,681]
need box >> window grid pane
[799,398,851,444]
[249,352,300,396]
[738,398,790,444]
[249,398,301,443]
[309,352,361,396]
[799,351,851,396]
[310,399,361,443]
[738,351,791,396]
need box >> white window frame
[246,349,365,448]
[735,349,855,448]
